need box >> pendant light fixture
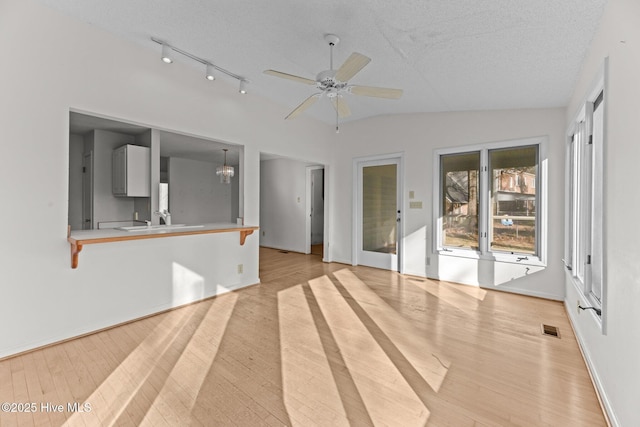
[216,149,234,184]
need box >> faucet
[154,209,171,225]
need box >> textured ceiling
[41,0,606,124]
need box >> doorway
[306,166,324,257]
[353,155,403,271]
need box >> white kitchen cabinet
[112,144,150,197]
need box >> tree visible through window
[441,152,479,250]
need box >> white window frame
[565,60,607,327]
[433,136,548,266]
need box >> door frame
[352,152,404,272]
[305,165,325,256]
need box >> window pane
[590,97,604,302]
[573,121,588,283]
[441,152,480,250]
[490,146,537,254]
[362,164,397,254]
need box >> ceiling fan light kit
[264,33,403,131]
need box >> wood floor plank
[0,247,606,426]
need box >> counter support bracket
[70,241,83,269]
[240,229,254,245]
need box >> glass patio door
[357,158,401,271]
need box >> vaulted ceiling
[40,0,607,124]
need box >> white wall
[68,134,84,229]
[168,157,233,224]
[331,109,567,299]
[0,0,332,359]
[134,129,154,223]
[564,0,640,425]
[260,157,311,253]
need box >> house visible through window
[489,146,538,254]
[435,137,545,264]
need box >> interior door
[357,158,401,271]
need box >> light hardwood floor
[0,248,606,426]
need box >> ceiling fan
[264,34,403,131]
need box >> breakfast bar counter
[67,223,259,269]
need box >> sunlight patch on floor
[334,269,450,392]
[63,303,202,426]
[308,275,430,426]
[278,285,350,426]
[407,276,482,313]
[436,280,487,301]
[139,293,238,424]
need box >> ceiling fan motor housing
[317,69,337,85]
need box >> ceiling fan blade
[334,52,371,82]
[285,94,321,120]
[263,70,316,85]
[350,85,403,99]
[331,97,351,118]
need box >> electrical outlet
[577,300,581,314]
[237,264,243,274]
[262,231,265,236]
[426,257,431,266]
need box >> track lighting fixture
[161,43,173,64]
[152,37,247,93]
[205,64,215,81]
[239,80,248,94]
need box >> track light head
[161,43,173,63]
[239,79,248,94]
[206,64,215,81]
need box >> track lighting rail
[151,37,248,88]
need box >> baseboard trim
[259,244,308,254]
[564,299,618,427]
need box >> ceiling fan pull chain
[336,97,340,133]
